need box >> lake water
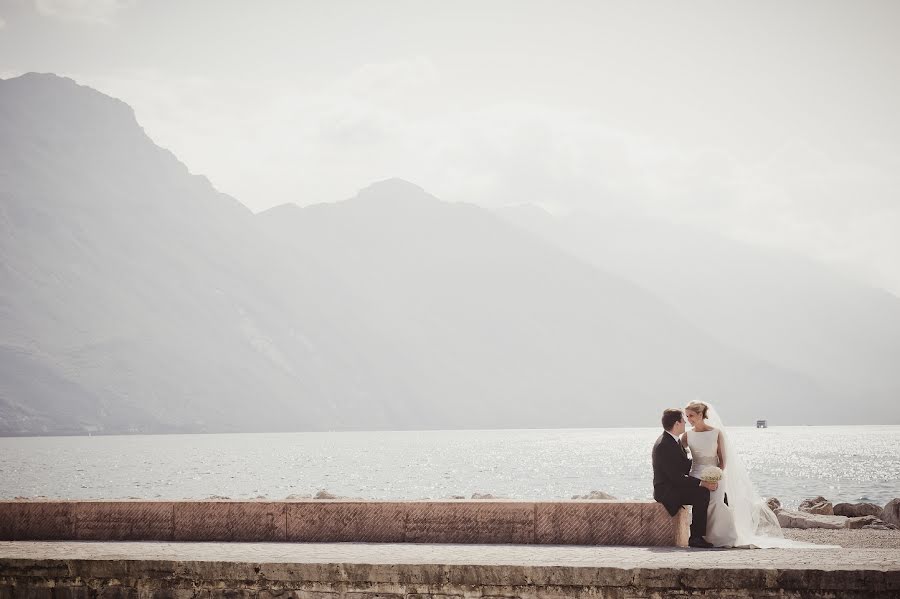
[1,426,898,509]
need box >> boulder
[776,508,848,529]
[883,498,900,527]
[833,502,883,518]
[766,497,781,511]
[571,490,617,500]
[798,496,834,515]
[314,490,337,499]
[471,493,496,499]
[846,515,882,529]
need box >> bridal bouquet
[700,466,723,482]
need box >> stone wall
[1,551,898,599]
[0,500,688,547]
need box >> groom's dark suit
[652,431,709,540]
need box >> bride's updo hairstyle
[685,400,709,419]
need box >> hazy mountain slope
[0,73,854,433]
[257,179,837,427]
[0,73,364,433]
[499,205,900,420]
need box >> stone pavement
[1,539,898,569]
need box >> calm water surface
[1,426,898,509]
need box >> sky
[2,0,900,294]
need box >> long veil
[703,403,834,549]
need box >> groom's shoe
[688,536,715,548]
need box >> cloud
[34,0,133,24]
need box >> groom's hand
[699,481,718,491]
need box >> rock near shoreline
[571,490,617,500]
[834,502,883,518]
[883,498,900,527]
[797,496,834,515]
[773,496,899,530]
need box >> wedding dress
[688,404,833,549]
[686,428,739,547]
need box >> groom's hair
[661,408,683,431]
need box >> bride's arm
[717,430,726,470]
[680,432,688,448]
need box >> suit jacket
[652,431,702,516]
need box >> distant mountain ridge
[0,73,895,434]
[498,205,900,411]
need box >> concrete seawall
[4,501,897,597]
[0,500,688,547]
[2,540,899,599]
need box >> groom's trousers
[670,485,710,540]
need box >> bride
[681,400,788,548]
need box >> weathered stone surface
[287,502,406,543]
[14,588,52,599]
[1,500,688,547]
[534,501,687,547]
[798,496,834,515]
[765,497,781,511]
[404,502,533,544]
[172,502,233,542]
[883,498,900,527]
[173,501,286,542]
[50,587,92,599]
[1,502,76,540]
[776,508,847,529]
[96,587,137,599]
[228,502,287,542]
[74,501,173,541]
[834,502,883,518]
[536,501,635,545]
[3,541,900,598]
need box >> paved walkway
[2,541,899,571]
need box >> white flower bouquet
[700,466,723,482]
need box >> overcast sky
[2,0,899,294]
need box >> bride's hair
[685,400,709,419]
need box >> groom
[652,408,718,548]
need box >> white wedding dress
[686,428,739,547]
[686,404,836,549]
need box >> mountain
[498,204,900,421]
[0,73,354,433]
[0,73,872,434]
[255,179,839,427]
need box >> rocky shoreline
[768,495,899,530]
[771,495,900,548]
